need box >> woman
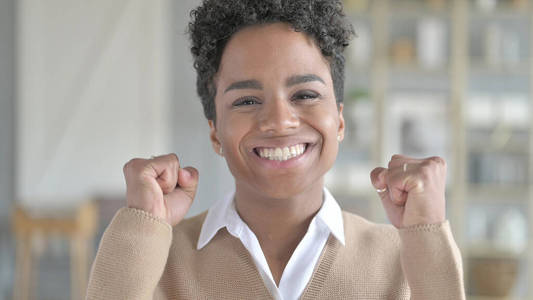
[87,0,465,299]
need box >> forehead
[216,23,331,85]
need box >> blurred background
[0,0,532,299]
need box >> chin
[255,177,321,200]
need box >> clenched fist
[122,153,199,226]
[370,154,446,228]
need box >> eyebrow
[223,73,325,94]
[224,80,262,93]
[286,74,325,87]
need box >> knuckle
[370,169,380,184]
[424,156,446,172]
[123,158,141,173]
[414,179,425,193]
[438,157,447,169]
[421,158,433,167]
[160,180,174,191]
[428,156,445,165]
[419,164,433,179]
[168,153,180,166]
[428,156,447,175]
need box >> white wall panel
[0,0,15,218]
[16,0,171,206]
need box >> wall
[171,0,235,217]
[16,0,172,207]
[0,0,15,219]
[14,0,233,216]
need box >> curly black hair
[188,0,355,121]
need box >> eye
[233,97,261,106]
[292,91,320,101]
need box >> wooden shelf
[469,60,530,77]
[469,6,530,19]
[346,11,372,20]
[467,243,527,259]
[389,63,450,75]
[388,9,450,19]
[467,184,529,203]
[467,296,524,300]
[342,0,533,297]
[388,1,450,17]
[467,143,529,155]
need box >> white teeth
[257,144,307,161]
[290,146,297,156]
[274,148,283,161]
[282,147,290,160]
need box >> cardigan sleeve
[398,220,466,300]
[86,207,173,300]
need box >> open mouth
[253,143,309,162]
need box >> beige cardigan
[86,208,465,299]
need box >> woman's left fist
[370,154,447,228]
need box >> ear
[208,120,223,156]
[337,103,345,142]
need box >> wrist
[402,217,446,228]
[127,202,167,222]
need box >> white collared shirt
[197,188,345,300]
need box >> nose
[258,97,299,133]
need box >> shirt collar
[317,187,345,245]
[197,187,345,250]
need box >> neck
[233,180,324,257]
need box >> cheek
[219,115,250,152]
[312,108,341,164]
[312,108,340,141]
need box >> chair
[12,200,98,300]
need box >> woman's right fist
[122,153,199,226]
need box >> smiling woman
[210,23,343,206]
[86,1,465,299]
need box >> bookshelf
[330,0,533,298]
